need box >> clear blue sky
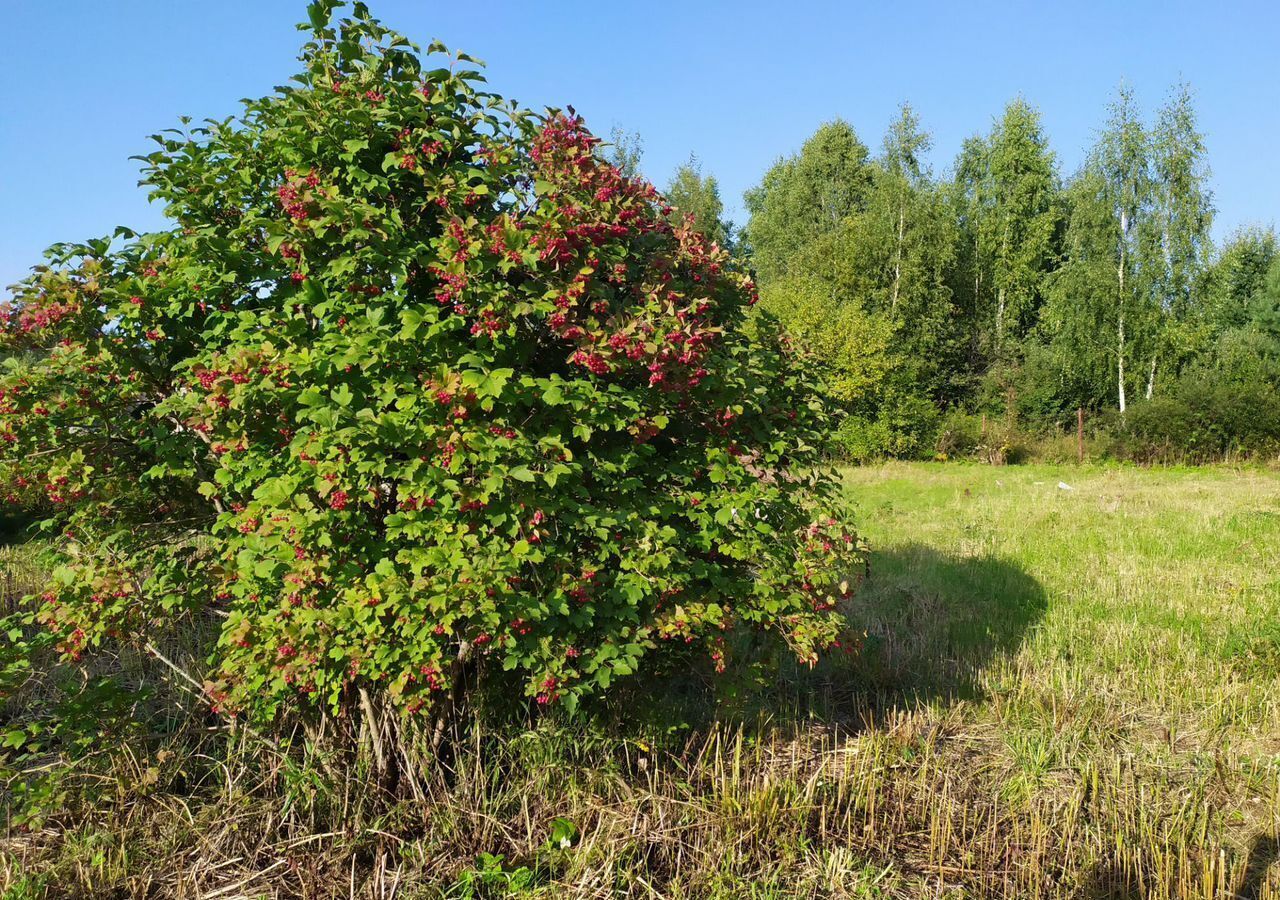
[3,1,1277,289]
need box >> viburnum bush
[0,1,862,725]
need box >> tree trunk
[430,640,474,755]
[995,226,1011,352]
[1117,311,1127,414]
[1145,354,1157,400]
[996,287,1006,352]
[359,686,401,798]
[1117,217,1128,415]
[890,203,905,315]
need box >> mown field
[3,462,1279,898]
[836,463,1280,898]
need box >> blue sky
[3,1,1277,288]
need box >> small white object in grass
[1057,481,1074,491]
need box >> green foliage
[0,4,861,724]
[1123,372,1280,460]
[745,112,958,462]
[1203,227,1278,331]
[934,409,984,458]
[743,120,872,286]
[665,155,731,248]
[833,393,939,463]
[756,273,897,408]
[743,80,1259,464]
[958,98,1061,358]
[604,125,644,180]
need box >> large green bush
[1123,374,1280,460]
[0,3,860,726]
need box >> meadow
[3,462,1277,899]
[4,5,1277,897]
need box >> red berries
[570,350,610,375]
[277,178,312,221]
[329,490,349,511]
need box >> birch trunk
[1117,313,1126,413]
[1117,213,1128,414]
[890,202,905,315]
[996,287,1006,350]
[995,227,1010,352]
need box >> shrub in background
[1124,373,1280,461]
[0,2,861,737]
[830,391,938,462]
[933,409,983,459]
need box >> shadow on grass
[1237,832,1280,900]
[1075,831,1278,899]
[609,542,1048,737]
[839,542,1048,704]
[0,509,38,547]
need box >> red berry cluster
[276,169,319,221]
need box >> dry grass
[2,462,1279,898]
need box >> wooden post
[1077,407,1084,464]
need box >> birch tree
[1147,84,1214,396]
[983,99,1061,355]
[1095,85,1155,413]
[743,120,873,285]
[880,104,932,318]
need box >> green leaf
[306,1,330,32]
[254,476,297,507]
[304,279,327,307]
[547,817,579,850]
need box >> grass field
[834,463,1280,898]
[3,463,1279,898]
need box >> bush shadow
[1074,831,1278,899]
[1237,832,1280,900]
[834,542,1047,706]
[610,542,1048,737]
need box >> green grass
[3,462,1279,898]
[838,462,1280,895]
[846,462,1280,729]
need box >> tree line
[637,87,1280,461]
